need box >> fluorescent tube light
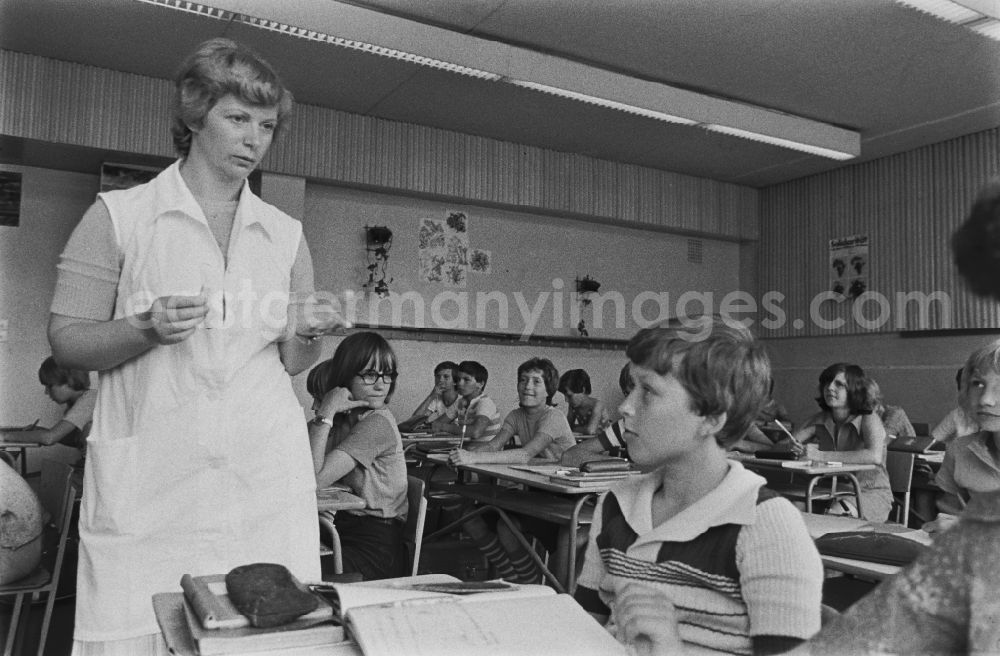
[702,124,857,161]
[506,79,699,126]
[893,0,1000,39]
[135,0,502,80]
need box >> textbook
[326,576,627,656]
[154,573,343,655]
[548,467,640,487]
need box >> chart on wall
[417,211,491,287]
[829,235,869,299]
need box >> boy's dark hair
[618,363,633,396]
[458,361,488,389]
[519,357,560,405]
[557,369,591,395]
[38,356,90,391]
[815,363,873,415]
[434,361,460,379]
[952,179,1000,301]
[307,332,398,403]
[625,316,770,449]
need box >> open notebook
[326,575,627,656]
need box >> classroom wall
[758,128,1000,429]
[302,184,741,340]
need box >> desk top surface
[731,454,877,474]
[316,487,366,512]
[0,440,42,448]
[423,454,618,495]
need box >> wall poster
[829,234,869,299]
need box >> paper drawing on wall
[469,249,491,274]
[418,212,472,287]
[829,235,869,299]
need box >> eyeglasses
[357,370,398,385]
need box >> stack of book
[548,467,641,488]
[153,573,345,655]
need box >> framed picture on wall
[100,162,162,193]
[0,171,22,227]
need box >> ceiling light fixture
[893,0,1000,40]
[702,124,857,161]
[135,0,860,160]
[506,79,699,126]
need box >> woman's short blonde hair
[171,38,293,157]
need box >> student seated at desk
[450,357,575,466]
[791,363,892,522]
[307,332,408,580]
[561,363,632,467]
[0,357,95,462]
[449,357,576,584]
[924,338,1000,535]
[930,367,980,444]
[431,360,502,442]
[558,368,611,435]
[397,360,461,433]
[867,378,915,441]
[575,316,823,656]
[730,380,794,454]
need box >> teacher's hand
[141,294,208,345]
[316,387,370,419]
[287,292,352,339]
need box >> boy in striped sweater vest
[574,316,823,655]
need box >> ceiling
[1,0,999,188]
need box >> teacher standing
[48,39,345,654]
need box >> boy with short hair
[0,356,95,457]
[397,361,461,432]
[574,317,823,655]
[432,360,501,442]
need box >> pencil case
[225,563,319,628]
[580,459,631,473]
[813,531,926,566]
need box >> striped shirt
[575,461,823,655]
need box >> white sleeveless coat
[74,161,320,641]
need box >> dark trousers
[334,512,407,581]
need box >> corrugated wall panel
[760,128,1000,337]
[1,50,755,239]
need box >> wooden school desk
[732,454,875,517]
[801,513,931,580]
[0,440,43,477]
[420,454,613,593]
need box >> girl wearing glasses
[306,331,408,579]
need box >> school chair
[910,422,930,436]
[885,451,915,526]
[317,511,344,574]
[404,476,428,576]
[0,460,76,656]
